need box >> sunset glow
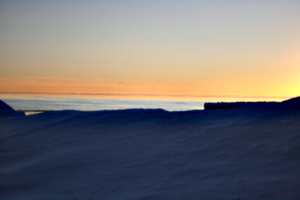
[1,1,299,99]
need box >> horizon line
[0,92,290,99]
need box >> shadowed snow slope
[0,98,299,200]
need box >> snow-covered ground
[1,97,299,200]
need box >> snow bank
[0,97,299,200]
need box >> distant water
[1,95,204,112]
[0,93,285,113]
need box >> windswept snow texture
[0,98,300,200]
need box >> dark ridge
[204,96,300,110]
[203,102,273,110]
[281,96,300,108]
[0,100,25,117]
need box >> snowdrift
[0,97,299,200]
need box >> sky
[0,0,299,98]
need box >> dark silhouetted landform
[281,96,300,108]
[204,96,300,110]
[204,101,277,110]
[0,100,24,117]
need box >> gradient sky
[0,0,299,98]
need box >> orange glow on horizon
[0,74,298,100]
[1,1,299,101]
[2,50,298,99]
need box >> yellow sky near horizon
[0,1,299,99]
